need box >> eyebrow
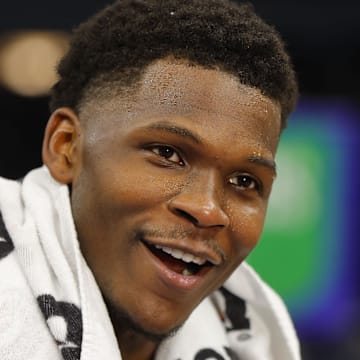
[140,121,277,174]
[248,155,277,175]
[141,122,202,144]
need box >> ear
[42,107,82,184]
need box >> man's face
[70,59,281,338]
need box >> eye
[149,145,185,166]
[229,174,260,192]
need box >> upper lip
[142,237,224,266]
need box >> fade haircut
[50,0,298,130]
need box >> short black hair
[50,0,298,130]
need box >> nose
[168,171,229,228]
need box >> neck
[104,299,161,360]
[116,328,158,360]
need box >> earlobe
[42,108,82,184]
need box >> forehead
[80,59,281,152]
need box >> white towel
[0,166,301,360]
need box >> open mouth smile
[141,238,220,289]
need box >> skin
[43,58,281,360]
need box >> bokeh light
[0,31,69,96]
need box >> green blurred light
[247,124,339,307]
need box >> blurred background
[0,1,359,358]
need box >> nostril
[173,208,226,229]
[174,208,199,225]
[168,192,229,228]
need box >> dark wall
[2,0,359,96]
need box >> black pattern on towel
[0,212,14,260]
[37,294,83,360]
[220,287,250,332]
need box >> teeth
[182,254,194,263]
[155,245,206,265]
[182,268,194,276]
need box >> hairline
[77,56,282,131]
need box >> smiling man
[0,1,300,360]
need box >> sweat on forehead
[78,59,282,153]
[49,0,298,130]
[79,58,280,115]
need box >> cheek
[76,152,186,217]
[227,202,268,259]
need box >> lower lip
[141,241,210,291]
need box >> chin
[104,294,184,342]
